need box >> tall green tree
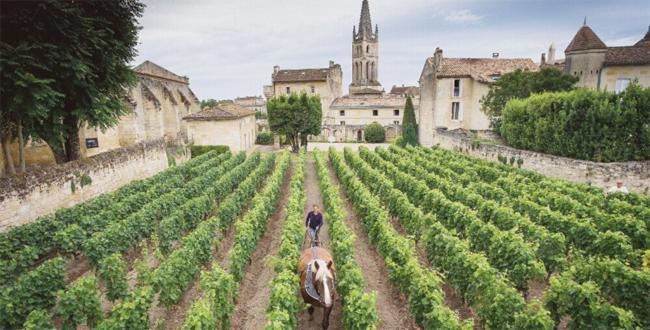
[0,0,144,163]
[401,95,418,146]
[480,68,578,129]
[267,93,322,152]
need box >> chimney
[273,65,280,75]
[492,52,499,58]
[433,47,443,68]
[541,53,546,65]
[329,60,335,68]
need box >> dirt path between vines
[326,160,420,330]
[296,158,344,330]
[230,160,294,329]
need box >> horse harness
[303,247,335,303]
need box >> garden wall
[0,138,189,231]
[430,129,650,194]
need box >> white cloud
[444,9,482,23]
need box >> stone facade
[270,61,343,125]
[234,96,266,114]
[349,0,382,95]
[0,138,188,230]
[563,24,650,91]
[183,101,257,152]
[418,48,538,145]
[81,60,201,157]
[330,94,418,126]
[431,129,650,194]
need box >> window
[286,86,290,94]
[394,109,400,116]
[372,109,378,116]
[311,86,315,94]
[451,102,461,120]
[340,121,346,126]
[453,79,461,97]
[615,78,631,93]
[366,45,370,53]
[339,110,345,116]
[394,120,400,125]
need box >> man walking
[305,205,323,243]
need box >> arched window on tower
[366,62,370,81]
[370,62,374,81]
[366,45,370,53]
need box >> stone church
[267,0,418,142]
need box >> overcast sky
[132,0,650,100]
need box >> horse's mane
[313,259,332,305]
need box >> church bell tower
[350,0,383,95]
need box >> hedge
[190,145,230,158]
[364,122,385,143]
[256,131,273,145]
[500,84,650,162]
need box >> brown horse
[298,246,336,329]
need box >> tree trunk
[1,134,16,175]
[290,134,299,153]
[301,134,308,152]
[63,116,81,161]
[18,121,25,172]
[48,141,68,164]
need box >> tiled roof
[437,58,538,82]
[565,25,607,52]
[634,26,650,47]
[183,101,255,121]
[331,94,420,109]
[390,85,420,96]
[272,68,330,82]
[604,46,650,66]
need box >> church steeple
[354,0,377,41]
[350,0,382,95]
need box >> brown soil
[230,159,294,329]
[296,158,344,330]
[325,160,419,330]
[527,279,548,303]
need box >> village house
[561,23,650,91]
[183,101,256,152]
[418,49,538,146]
[269,61,343,125]
[234,95,266,114]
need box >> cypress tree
[401,95,418,145]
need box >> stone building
[270,61,343,125]
[2,60,201,172]
[183,101,256,152]
[234,95,266,114]
[390,85,420,97]
[81,60,201,157]
[418,48,538,146]
[563,23,650,91]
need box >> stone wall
[430,129,650,194]
[0,138,189,231]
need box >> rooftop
[331,93,419,109]
[604,46,650,66]
[273,68,331,83]
[390,85,419,96]
[133,60,190,84]
[565,25,607,52]
[183,101,255,121]
[435,58,538,82]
